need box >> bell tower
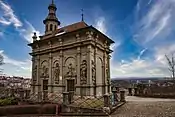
[43,0,60,34]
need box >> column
[36,55,41,101]
[49,52,53,93]
[59,50,63,85]
[103,49,106,95]
[76,47,81,95]
[31,57,35,94]
[59,38,64,93]
[107,55,111,94]
[87,45,91,96]
[94,36,98,97]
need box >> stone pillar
[128,88,132,96]
[103,94,110,107]
[115,86,119,93]
[68,91,74,104]
[120,90,126,102]
[63,92,69,105]
[134,88,138,96]
[62,92,70,113]
[111,86,114,91]
[112,90,118,103]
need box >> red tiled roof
[54,21,88,34]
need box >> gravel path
[111,96,175,117]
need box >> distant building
[0,75,31,89]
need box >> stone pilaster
[59,50,63,85]
[104,41,108,94]
[48,41,53,93]
[59,38,64,92]
[31,57,35,94]
[93,35,98,97]
[107,54,111,94]
[87,45,92,96]
[76,47,81,92]
[36,55,41,101]
[102,41,107,95]
[49,52,53,93]
[37,55,40,88]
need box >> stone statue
[91,60,96,85]
[41,65,49,78]
[66,63,74,77]
[80,60,87,85]
[54,63,60,83]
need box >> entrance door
[67,80,75,92]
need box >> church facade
[28,1,114,97]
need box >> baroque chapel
[28,0,114,98]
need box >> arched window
[50,24,53,31]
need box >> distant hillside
[111,77,165,81]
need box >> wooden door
[67,80,75,92]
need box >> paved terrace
[111,96,175,117]
[3,96,175,117]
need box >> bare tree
[165,53,175,79]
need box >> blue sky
[0,0,175,78]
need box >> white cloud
[134,0,175,45]
[137,48,147,60]
[0,50,31,78]
[19,20,41,43]
[110,43,175,78]
[111,0,175,78]
[154,44,175,65]
[0,17,11,25]
[95,17,107,34]
[0,0,22,27]
[110,58,169,78]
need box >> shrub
[0,97,18,106]
[0,104,60,116]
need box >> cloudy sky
[0,0,175,78]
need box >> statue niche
[91,60,96,85]
[80,60,87,85]
[41,65,49,78]
[66,63,75,77]
[54,63,60,84]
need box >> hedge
[0,104,60,116]
[0,97,18,106]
